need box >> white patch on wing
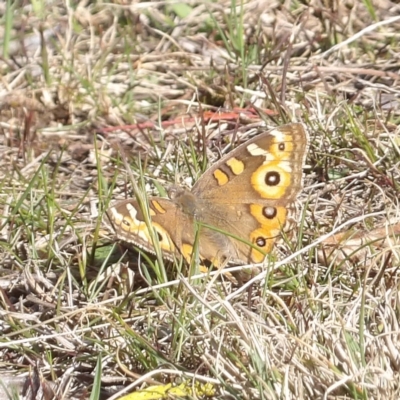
[126,203,139,220]
[270,129,285,143]
[247,143,268,156]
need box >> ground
[0,1,400,399]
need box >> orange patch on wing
[151,200,166,214]
[249,228,275,262]
[226,157,244,175]
[248,205,287,262]
[152,222,176,252]
[213,169,229,186]
[269,135,294,160]
[250,204,287,234]
[251,162,291,199]
[181,243,194,262]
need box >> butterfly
[105,123,308,267]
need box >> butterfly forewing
[192,123,308,203]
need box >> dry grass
[1,0,400,399]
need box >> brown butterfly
[105,123,308,267]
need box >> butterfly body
[106,123,309,266]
